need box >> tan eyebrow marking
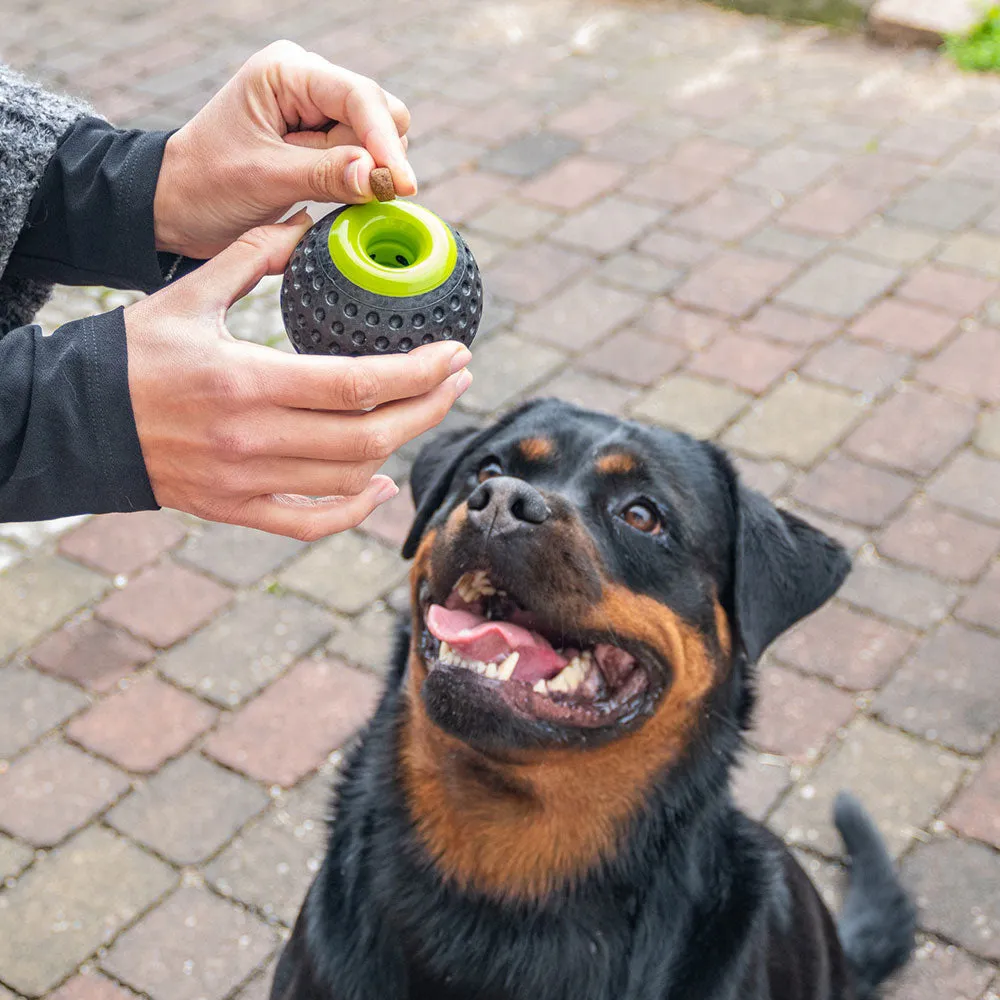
[595,452,637,475]
[518,437,555,461]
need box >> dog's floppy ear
[729,481,850,663]
[401,423,483,559]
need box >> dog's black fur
[271,399,915,1000]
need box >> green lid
[326,201,458,297]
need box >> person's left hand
[153,40,416,260]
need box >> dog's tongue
[426,605,567,682]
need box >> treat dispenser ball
[280,198,482,357]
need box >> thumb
[188,211,313,312]
[276,142,379,204]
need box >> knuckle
[341,466,372,496]
[343,366,380,410]
[309,152,343,199]
[291,520,326,543]
[362,426,394,462]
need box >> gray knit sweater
[0,64,90,333]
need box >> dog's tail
[833,792,916,999]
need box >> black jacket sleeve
[5,116,201,292]
[0,306,158,520]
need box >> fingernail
[454,370,473,396]
[375,479,399,504]
[344,157,364,198]
[448,346,472,374]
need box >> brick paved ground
[2,1,1000,997]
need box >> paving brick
[888,177,995,232]
[57,511,186,577]
[897,265,995,318]
[978,409,1000,458]
[723,381,861,466]
[478,131,581,178]
[326,603,399,676]
[742,226,829,263]
[457,332,567,414]
[418,171,513,225]
[882,938,995,1000]
[937,230,1000,278]
[742,306,838,347]
[638,229,717,267]
[549,95,636,137]
[585,123,685,166]
[0,555,106,660]
[204,658,381,787]
[0,740,128,847]
[918,327,1000,403]
[542,369,640,417]
[206,773,330,926]
[97,562,232,648]
[732,456,794,498]
[840,556,959,629]
[29,618,153,692]
[802,338,910,396]
[108,754,268,864]
[520,157,627,210]
[848,221,942,264]
[850,299,958,355]
[777,253,900,319]
[551,196,662,254]
[629,375,750,438]
[750,664,855,762]
[0,832,33,881]
[278,531,408,615]
[406,135,481,185]
[672,187,774,241]
[0,827,175,995]
[731,750,790,822]
[844,388,976,476]
[518,279,646,353]
[103,885,278,1000]
[0,665,88,757]
[772,602,916,690]
[0,515,88,549]
[945,745,1000,850]
[780,182,887,238]
[357,487,417,550]
[488,242,590,306]
[67,674,217,773]
[597,252,684,295]
[771,719,964,858]
[880,116,975,161]
[579,330,686,386]
[667,135,756,176]
[48,972,140,1000]
[622,163,720,208]
[927,452,1000,524]
[674,252,795,318]
[838,154,927,196]
[957,562,1000,632]
[642,303,729,351]
[878,502,1000,581]
[468,198,558,243]
[875,623,1000,753]
[157,592,335,707]
[688,333,803,395]
[448,99,540,144]
[902,839,1000,961]
[736,145,839,195]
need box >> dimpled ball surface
[280,207,483,357]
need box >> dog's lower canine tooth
[484,662,498,679]
[533,679,547,694]
[496,652,519,681]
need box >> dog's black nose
[466,477,550,535]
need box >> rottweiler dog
[271,398,916,1000]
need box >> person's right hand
[123,212,472,541]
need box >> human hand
[153,40,416,260]
[124,213,472,540]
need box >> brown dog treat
[370,167,396,202]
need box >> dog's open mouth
[418,570,653,729]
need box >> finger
[232,476,399,541]
[238,457,385,498]
[242,340,472,411]
[245,369,472,463]
[283,112,406,152]
[382,90,411,137]
[178,212,313,312]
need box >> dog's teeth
[533,679,547,694]
[496,652,519,681]
[548,658,587,694]
[484,662,498,679]
[439,641,454,665]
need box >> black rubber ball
[280,201,482,357]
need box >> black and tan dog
[271,398,915,1000]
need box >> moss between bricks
[945,6,1000,72]
[702,0,869,29]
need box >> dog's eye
[477,458,504,483]
[620,501,661,535]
